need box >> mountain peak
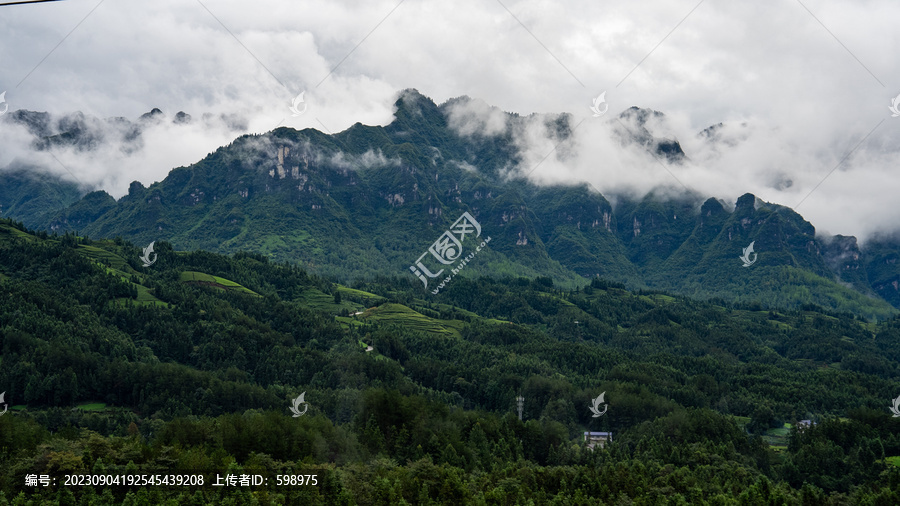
[735,193,757,210]
[701,197,726,217]
[139,108,165,123]
[127,181,146,197]
[173,111,192,124]
[614,106,685,162]
[619,106,666,125]
[394,89,436,112]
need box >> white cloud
[329,149,399,170]
[446,98,509,137]
[0,0,897,238]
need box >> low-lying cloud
[0,0,897,240]
[0,109,247,198]
[444,95,900,242]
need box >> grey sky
[0,0,898,240]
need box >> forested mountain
[0,168,82,229]
[2,90,900,319]
[1,218,900,503]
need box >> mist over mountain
[6,0,900,501]
[0,104,249,204]
[1,89,899,317]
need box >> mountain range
[1,89,899,318]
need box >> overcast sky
[1,0,898,241]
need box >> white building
[584,431,612,450]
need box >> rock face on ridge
[1,89,897,316]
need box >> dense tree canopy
[1,218,899,504]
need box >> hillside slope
[3,90,898,317]
[1,219,900,502]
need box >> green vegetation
[179,270,260,297]
[16,91,898,319]
[2,218,900,503]
[295,287,359,314]
[74,403,107,412]
[361,303,459,338]
[78,244,130,271]
[762,423,792,448]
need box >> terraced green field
[336,286,386,306]
[72,243,169,307]
[359,303,460,338]
[78,244,132,271]
[180,271,261,297]
[640,293,678,305]
[133,283,167,306]
[762,423,793,448]
[296,288,361,314]
[74,403,107,411]
[0,223,38,242]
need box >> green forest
[1,217,900,504]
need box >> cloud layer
[0,0,897,240]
